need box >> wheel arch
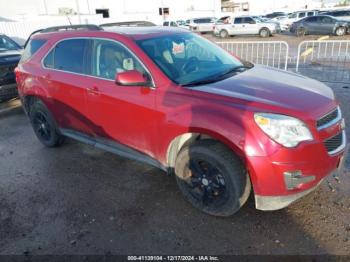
[166,129,246,170]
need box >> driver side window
[91,39,147,80]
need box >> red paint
[16,29,346,198]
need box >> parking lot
[0,77,350,255]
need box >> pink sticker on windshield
[172,42,185,55]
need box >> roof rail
[100,21,156,27]
[23,24,103,48]
[40,24,103,33]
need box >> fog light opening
[284,171,316,190]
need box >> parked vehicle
[264,12,288,19]
[100,21,156,28]
[0,34,22,102]
[163,20,189,30]
[323,10,350,21]
[270,15,288,22]
[290,15,349,36]
[279,10,318,31]
[16,25,347,216]
[187,17,216,33]
[214,16,279,38]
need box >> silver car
[214,16,279,38]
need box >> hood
[0,50,21,65]
[194,65,335,113]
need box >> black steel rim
[33,111,51,141]
[183,158,228,206]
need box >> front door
[85,38,158,157]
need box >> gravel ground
[0,80,349,256]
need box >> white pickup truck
[214,16,279,38]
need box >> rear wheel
[335,27,346,36]
[29,100,65,147]
[259,28,270,38]
[219,29,229,38]
[174,140,251,217]
[296,27,306,37]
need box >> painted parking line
[300,35,330,57]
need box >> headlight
[254,113,313,148]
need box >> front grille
[317,107,339,129]
[323,132,343,153]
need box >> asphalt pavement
[0,82,349,255]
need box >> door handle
[87,86,100,95]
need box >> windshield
[137,33,243,86]
[0,35,21,52]
[288,13,297,19]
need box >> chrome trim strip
[40,36,156,88]
[317,106,342,131]
[328,130,347,156]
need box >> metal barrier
[295,40,350,83]
[216,41,289,70]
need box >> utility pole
[43,0,48,15]
[75,0,82,24]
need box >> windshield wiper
[182,65,250,87]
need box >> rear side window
[242,17,254,24]
[20,39,46,63]
[306,16,317,22]
[234,18,243,24]
[43,38,89,74]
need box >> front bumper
[254,143,348,210]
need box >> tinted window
[338,11,350,16]
[20,39,45,63]
[170,21,177,26]
[163,22,169,26]
[234,18,243,24]
[299,12,306,18]
[321,16,333,23]
[43,39,89,74]
[0,35,21,52]
[305,16,317,22]
[242,17,254,23]
[307,12,314,16]
[91,39,147,80]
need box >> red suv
[16,25,348,216]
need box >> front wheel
[29,100,65,147]
[219,29,229,38]
[259,28,270,38]
[174,140,251,217]
[335,27,346,36]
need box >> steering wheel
[181,57,199,74]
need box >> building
[0,0,221,24]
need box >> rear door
[232,17,244,34]
[42,38,93,135]
[303,16,318,33]
[318,16,335,34]
[198,18,212,32]
[241,17,258,34]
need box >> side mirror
[115,70,151,87]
